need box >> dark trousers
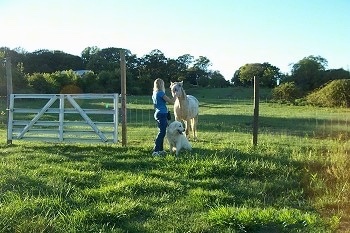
[153,112,167,152]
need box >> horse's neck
[179,89,187,102]
[178,89,187,106]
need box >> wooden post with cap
[120,49,127,146]
[6,56,13,145]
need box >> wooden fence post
[253,76,259,146]
[120,50,127,146]
[6,56,13,145]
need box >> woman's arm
[163,94,177,104]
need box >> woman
[152,78,177,156]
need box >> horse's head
[170,81,185,98]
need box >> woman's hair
[153,78,165,92]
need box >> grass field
[0,87,349,232]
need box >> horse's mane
[179,85,187,100]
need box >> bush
[26,71,80,94]
[306,79,350,107]
[272,82,301,103]
[26,73,55,94]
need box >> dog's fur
[167,121,192,156]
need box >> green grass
[0,87,349,232]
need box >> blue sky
[1,0,349,80]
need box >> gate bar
[17,95,58,139]
[66,95,108,142]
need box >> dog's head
[168,120,185,135]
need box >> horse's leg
[189,118,193,139]
[185,120,190,139]
[192,116,198,140]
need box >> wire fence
[124,96,350,141]
[1,96,349,143]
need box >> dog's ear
[167,123,175,134]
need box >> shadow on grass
[148,146,315,208]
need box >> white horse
[170,81,199,140]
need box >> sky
[1,0,349,80]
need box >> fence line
[1,95,349,143]
[124,97,349,140]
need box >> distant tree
[122,53,142,94]
[76,72,101,93]
[184,68,200,86]
[138,49,168,89]
[86,47,122,73]
[52,50,84,71]
[26,49,54,73]
[173,54,194,82]
[166,58,182,82]
[322,68,350,84]
[12,47,27,54]
[176,54,194,71]
[235,63,281,87]
[26,73,53,94]
[193,56,211,71]
[197,75,210,87]
[4,45,282,94]
[97,70,118,93]
[84,47,139,93]
[12,62,28,92]
[239,63,263,86]
[0,47,28,93]
[186,56,212,86]
[260,63,281,88]
[209,71,230,87]
[81,46,100,66]
[289,55,328,92]
[231,70,243,86]
[23,50,83,73]
[125,53,140,75]
[1,47,26,66]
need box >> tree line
[0,47,229,95]
[0,46,349,96]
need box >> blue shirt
[152,90,168,114]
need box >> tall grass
[0,88,349,232]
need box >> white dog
[167,121,192,156]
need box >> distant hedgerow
[272,82,301,103]
[306,79,350,107]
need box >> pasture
[0,87,349,232]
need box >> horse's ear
[180,81,183,86]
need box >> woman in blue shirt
[152,78,177,156]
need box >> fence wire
[124,97,350,141]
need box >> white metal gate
[7,94,119,143]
